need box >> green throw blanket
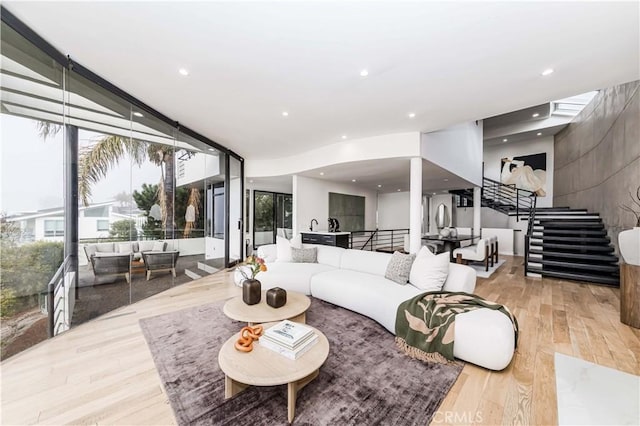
[395,291,519,364]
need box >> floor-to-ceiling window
[0,9,244,358]
[0,21,66,358]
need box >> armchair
[453,238,490,271]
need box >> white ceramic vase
[618,227,640,266]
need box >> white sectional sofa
[243,243,516,371]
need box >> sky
[1,114,160,214]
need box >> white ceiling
[248,157,469,195]
[4,1,639,161]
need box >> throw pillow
[138,241,155,252]
[384,251,416,284]
[152,241,166,252]
[409,247,450,291]
[276,235,302,262]
[291,247,317,263]
[117,242,132,254]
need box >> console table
[301,232,350,248]
[621,262,640,329]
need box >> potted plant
[238,255,267,305]
[619,186,640,266]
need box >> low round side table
[223,290,311,326]
[218,325,329,423]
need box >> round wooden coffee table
[223,291,311,325]
[218,325,329,423]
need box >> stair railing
[481,177,536,220]
[349,229,409,251]
[524,194,538,277]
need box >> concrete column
[473,186,481,236]
[292,175,298,237]
[409,158,423,254]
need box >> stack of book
[259,320,318,360]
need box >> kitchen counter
[301,231,350,248]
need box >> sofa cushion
[84,244,97,260]
[257,262,335,295]
[95,243,116,253]
[256,244,278,263]
[291,247,317,263]
[409,247,449,291]
[276,236,302,262]
[301,244,345,268]
[310,269,424,333]
[117,242,134,254]
[384,251,415,284]
[139,241,156,252]
[340,250,391,276]
[152,241,166,252]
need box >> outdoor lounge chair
[141,251,180,280]
[90,253,133,284]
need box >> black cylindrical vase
[242,279,261,305]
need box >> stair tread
[536,236,610,243]
[528,248,618,262]
[539,222,605,229]
[535,259,620,272]
[542,229,608,236]
[529,269,620,286]
[537,218,602,223]
[535,243,614,252]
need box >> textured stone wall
[554,80,640,255]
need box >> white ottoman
[454,308,516,370]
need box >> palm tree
[36,122,177,238]
[78,135,176,238]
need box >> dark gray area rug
[139,298,464,425]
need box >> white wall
[483,136,555,207]
[176,152,221,187]
[377,191,410,229]
[421,121,483,187]
[292,175,377,235]
[246,179,293,194]
[247,132,420,177]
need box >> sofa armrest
[442,263,476,294]
[256,244,277,263]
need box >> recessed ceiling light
[541,68,554,76]
[352,179,357,182]
[537,132,542,136]
[443,178,449,182]
[208,148,215,152]
[178,68,189,76]
[408,113,416,118]
[532,113,540,118]
[133,112,143,117]
[377,184,382,188]
[342,135,347,140]
[503,138,508,142]
[432,192,437,195]
[282,111,289,117]
[319,172,324,176]
[360,69,369,77]
[397,189,401,192]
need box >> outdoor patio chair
[90,253,133,284]
[141,251,180,281]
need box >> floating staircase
[451,177,536,219]
[525,208,619,286]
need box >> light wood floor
[1,256,638,425]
